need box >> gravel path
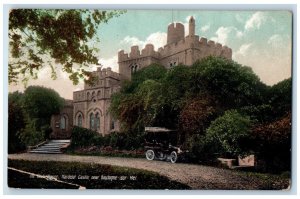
[7,153,271,190]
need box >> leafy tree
[268,78,292,117]
[9,9,124,85]
[206,110,252,157]
[121,63,167,93]
[251,112,291,173]
[19,86,64,144]
[22,86,64,119]
[8,91,26,153]
[179,94,217,136]
[191,56,267,109]
[110,64,167,132]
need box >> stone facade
[72,67,121,135]
[118,16,232,80]
[51,16,232,137]
[50,100,73,139]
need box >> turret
[189,16,195,36]
[167,23,185,44]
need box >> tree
[268,78,292,118]
[8,91,26,153]
[110,64,167,132]
[19,86,64,145]
[206,110,252,157]
[179,95,217,136]
[191,56,267,109]
[9,9,125,85]
[251,112,291,173]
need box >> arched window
[111,119,115,130]
[95,112,100,132]
[77,114,82,127]
[90,113,94,130]
[60,116,66,130]
[87,92,90,101]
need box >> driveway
[8,153,287,190]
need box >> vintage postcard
[7,9,292,190]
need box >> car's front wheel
[145,150,155,161]
[170,151,178,163]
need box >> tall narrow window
[111,119,115,130]
[95,112,100,132]
[78,114,82,127]
[60,116,66,130]
[90,113,94,130]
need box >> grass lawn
[8,159,190,189]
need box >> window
[111,119,115,130]
[90,113,94,130]
[95,113,100,132]
[60,116,66,130]
[78,114,82,127]
[130,64,138,74]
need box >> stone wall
[118,17,232,80]
[73,67,120,135]
[50,100,73,139]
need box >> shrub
[70,126,100,148]
[206,110,252,157]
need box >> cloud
[211,26,244,45]
[145,32,167,50]
[120,32,167,51]
[210,26,233,45]
[267,34,285,47]
[233,43,253,59]
[201,24,210,32]
[245,12,266,31]
[120,36,144,47]
[98,55,118,72]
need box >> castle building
[50,17,232,138]
[118,16,232,80]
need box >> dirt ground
[8,153,290,190]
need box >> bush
[206,110,252,157]
[70,126,100,148]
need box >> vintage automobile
[144,127,186,163]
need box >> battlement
[118,16,232,79]
[167,22,185,44]
[118,44,160,62]
[95,67,120,80]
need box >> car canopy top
[144,127,175,133]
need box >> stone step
[29,150,62,154]
[28,139,70,154]
[49,140,70,143]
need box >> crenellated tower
[118,16,232,80]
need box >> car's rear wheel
[170,151,178,163]
[145,150,155,161]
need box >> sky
[9,10,292,99]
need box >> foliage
[70,126,99,148]
[206,110,252,157]
[9,9,125,85]
[191,56,267,108]
[8,86,65,148]
[8,91,26,153]
[18,118,47,146]
[251,112,291,173]
[268,78,292,117]
[22,86,64,119]
[179,94,217,136]
[70,126,145,151]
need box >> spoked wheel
[145,150,155,161]
[170,151,178,163]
